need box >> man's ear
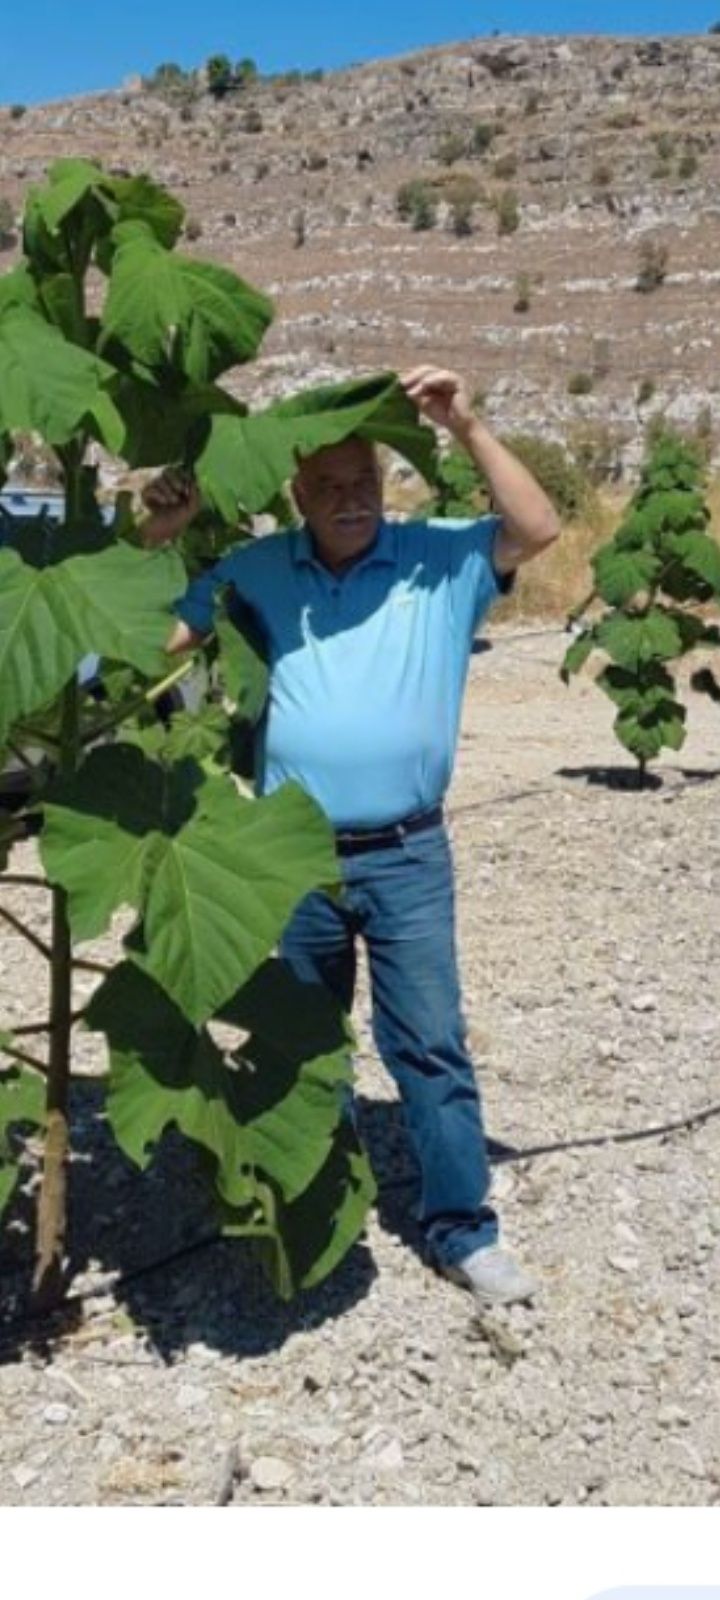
[292,474,306,517]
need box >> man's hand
[140,468,202,547]
[400,366,475,440]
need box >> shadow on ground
[558,763,720,792]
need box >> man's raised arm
[140,468,208,654]
[400,366,561,573]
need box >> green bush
[435,132,467,167]
[654,130,675,161]
[678,150,698,179]
[10,104,26,119]
[568,372,594,396]
[241,108,264,133]
[472,121,496,153]
[635,238,669,293]
[411,191,437,230]
[449,196,474,236]
[495,187,520,235]
[513,272,531,312]
[395,178,433,220]
[501,434,590,521]
[493,153,518,180]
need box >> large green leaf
[0,1066,45,1219]
[87,958,354,1208]
[597,662,674,713]
[215,603,269,723]
[0,542,185,745]
[663,527,720,597]
[222,1125,376,1299]
[112,371,246,469]
[0,265,40,317]
[195,372,439,519]
[0,305,124,450]
[615,698,686,761]
[560,627,595,682]
[596,607,686,670]
[41,745,338,1023]
[592,543,660,606]
[100,222,273,383]
[22,161,185,287]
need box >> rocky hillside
[3,33,720,479]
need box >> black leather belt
[335,804,443,857]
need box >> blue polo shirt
[176,516,508,829]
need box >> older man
[142,366,560,1307]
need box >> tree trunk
[31,885,72,1310]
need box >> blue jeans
[280,821,498,1267]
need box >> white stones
[42,1403,71,1426]
[250,1456,295,1492]
[11,1465,39,1490]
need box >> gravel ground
[1,626,719,1507]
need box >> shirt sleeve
[173,547,246,636]
[437,514,515,632]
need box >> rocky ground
[1,625,719,1506]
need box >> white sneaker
[440,1245,537,1307]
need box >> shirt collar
[292,518,397,571]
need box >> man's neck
[308,523,382,574]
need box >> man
[142,365,560,1308]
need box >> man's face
[293,438,383,566]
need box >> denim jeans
[280,821,498,1267]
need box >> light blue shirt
[176,516,508,829]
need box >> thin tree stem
[72,958,111,976]
[81,659,195,745]
[32,678,79,1311]
[0,904,51,961]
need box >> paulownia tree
[561,431,720,782]
[0,158,438,1309]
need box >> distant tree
[493,152,518,180]
[410,190,437,231]
[678,149,698,179]
[449,196,474,236]
[235,57,258,83]
[513,272,531,313]
[635,238,669,293]
[435,132,467,167]
[395,178,433,220]
[206,54,234,98]
[472,121,496,154]
[495,187,519,235]
[568,371,594,396]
